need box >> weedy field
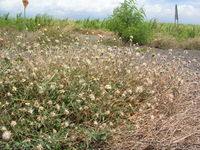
[0,21,200,149]
[1,14,200,50]
[0,0,200,149]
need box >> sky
[0,0,200,24]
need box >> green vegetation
[1,0,200,49]
[149,20,200,40]
[0,1,199,149]
[75,19,108,30]
[0,13,54,31]
[106,0,152,45]
[0,27,187,149]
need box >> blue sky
[0,0,200,24]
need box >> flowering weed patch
[0,28,193,149]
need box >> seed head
[2,131,12,141]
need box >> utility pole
[175,4,179,25]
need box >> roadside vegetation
[0,25,193,150]
[1,0,200,49]
[0,0,200,149]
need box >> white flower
[115,90,120,95]
[53,129,57,133]
[136,86,144,93]
[98,34,103,38]
[1,126,7,131]
[55,39,60,44]
[64,109,70,115]
[126,70,131,74]
[184,50,188,54]
[2,131,12,141]
[34,101,40,108]
[63,121,70,127]
[47,100,53,105]
[94,121,98,126]
[136,52,140,56]
[105,111,110,115]
[105,85,112,90]
[127,89,133,94]
[50,112,56,117]
[55,104,60,110]
[50,84,56,90]
[177,78,184,85]
[169,49,173,52]
[79,79,86,84]
[10,121,17,127]
[85,59,91,65]
[135,66,139,71]
[168,93,174,101]
[142,63,147,67]
[7,92,12,96]
[76,100,82,103]
[150,90,156,94]
[145,78,153,86]
[89,94,95,101]
[36,144,43,150]
[27,108,34,114]
[109,122,114,126]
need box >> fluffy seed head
[2,131,12,141]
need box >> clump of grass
[181,37,200,50]
[0,28,187,149]
[149,33,179,49]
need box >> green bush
[107,0,152,45]
[121,22,152,45]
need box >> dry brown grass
[181,37,200,50]
[149,34,179,49]
[106,69,200,150]
[149,34,200,51]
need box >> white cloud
[0,0,200,24]
[0,0,123,18]
[142,2,200,24]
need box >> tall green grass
[2,12,200,46]
[149,19,200,40]
[75,18,109,30]
[75,18,200,42]
[0,13,54,31]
